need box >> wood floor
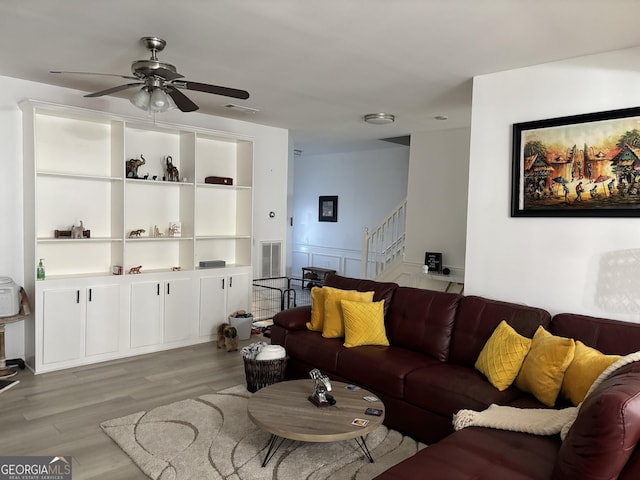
[0,337,257,479]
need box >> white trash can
[229,315,253,340]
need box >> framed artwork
[511,106,640,217]
[318,196,338,222]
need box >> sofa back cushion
[449,296,551,368]
[384,287,462,362]
[553,362,640,480]
[551,313,640,355]
[323,273,397,314]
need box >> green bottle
[37,258,45,280]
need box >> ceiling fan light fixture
[149,87,171,112]
[364,113,395,125]
[165,91,177,111]
[130,87,150,110]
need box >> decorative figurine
[171,266,182,271]
[129,229,145,238]
[128,265,142,274]
[168,222,181,237]
[308,368,335,407]
[152,225,164,238]
[126,154,146,179]
[165,155,180,182]
[71,220,85,239]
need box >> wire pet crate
[252,277,311,322]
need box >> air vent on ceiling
[225,104,259,114]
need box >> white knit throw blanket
[452,350,640,440]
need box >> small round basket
[243,356,288,393]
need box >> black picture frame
[318,196,338,222]
[511,106,640,217]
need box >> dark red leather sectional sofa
[271,273,640,480]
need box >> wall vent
[261,241,282,278]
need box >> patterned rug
[100,385,425,480]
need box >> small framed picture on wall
[319,196,338,222]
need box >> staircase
[360,199,407,279]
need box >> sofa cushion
[341,299,389,348]
[515,326,575,407]
[374,427,561,480]
[324,273,398,315]
[553,362,640,480]
[321,286,374,338]
[449,296,551,367]
[475,320,532,391]
[282,330,345,374]
[404,363,524,418]
[337,345,438,399]
[306,287,325,332]
[561,340,621,406]
[551,313,640,355]
[384,287,462,362]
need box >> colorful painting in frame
[511,106,640,217]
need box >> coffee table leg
[262,434,286,467]
[354,436,374,463]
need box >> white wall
[466,46,640,323]
[0,75,289,360]
[405,128,470,270]
[290,145,409,277]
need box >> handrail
[361,198,407,279]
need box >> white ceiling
[1,0,640,155]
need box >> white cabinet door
[163,278,193,344]
[198,275,227,337]
[130,281,162,348]
[42,289,82,364]
[226,272,250,315]
[85,284,120,356]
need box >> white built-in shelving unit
[21,100,254,373]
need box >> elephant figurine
[126,154,146,178]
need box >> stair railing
[361,199,407,279]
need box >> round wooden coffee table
[247,379,385,467]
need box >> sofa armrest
[554,362,640,480]
[273,305,311,331]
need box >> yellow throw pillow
[474,320,532,391]
[321,286,374,338]
[561,341,621,406]
[515,326,575,407]
[306,287,325,332]
[341,299,389,348]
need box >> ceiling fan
[50,36,250,113]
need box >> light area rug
[100,385,425,480]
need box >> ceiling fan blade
[166,86,199,112]
[84,83,143,98]
[50,70,139,81]
[177,81,250,100]
[152,67,184,81]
